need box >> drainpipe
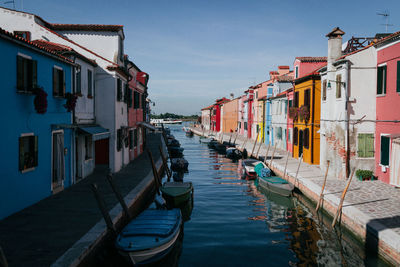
[344,60,350,178]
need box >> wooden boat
[239,159,262,180]
[161,181,194,221]
[168,147,184,158]
[170,158,189,172]
[226,147,242,160]
[115,208,182,265]
[207,140,219,149]
[185,129,194,137]
[214,143,227,154]
[254,162,294,197]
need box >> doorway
[52,131,65,193]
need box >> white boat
[151,119,183,126]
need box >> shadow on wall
[365,215,400,265]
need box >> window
[322,80,327,101]
[295,66,299,78]
[289,99,293,108]
[304,89,310,108]
[244,122,248,130]
[397,61,400,93]
[238,121,241,129]
[85,136,92,160]
[128,88,133,108]
[288,128,292,143]
[129,130,134,149]
[19,134,38,171]
[284,100,287,114]
[255,91,258,99]
[294,91,299,107]
[124,83,129,104]
[377,65,387,95]
[76,69,81,94]
[87,69,93,97]
[304,128,309,149]
[14,31,31,41]
[117,129,122,151]
[117,79,122,101]
[256,124,259,133]
[134,91,140,109]
[53,67,65,97]
[17,55,37,93]
[293,127,298,145]
[357,133,374,158]
[336,74,342,98]
[380,135,390,166]
[277,127,282,140]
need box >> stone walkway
[0,133,164,267]
[193,127,400,265]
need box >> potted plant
[356,169,374,181]
[32,87,48,114]
[298,105,310,122]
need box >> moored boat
[170,158,189,172]
[115,208,182,265]
[239,159,261,180]
[226,147,242,160]
[254,163,294,197]
[161,181,194,221]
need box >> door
[52,131,65,192]
[95,138,109,164]
[299,130,303,158]
[390,139,400,186]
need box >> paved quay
[192,127,400,266]
[0,133,165,267]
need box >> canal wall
[190,127,400,266]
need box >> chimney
[326,27,345,73]
[230,93,234,100]
[278,65,290,75]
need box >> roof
[326,27,345,38]
[374,30,400,48]
[275,75,293,82]
[269,91,289,100]
[278,65,290,69]
[0,27,74,65]
[106,65,129,79]
[48,24,123,32]
[295,57,327,62]
[32,40,97,66]
[201,104,214,110]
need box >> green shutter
[17,55,24,91]
[358,134,366,157]
[366,134,374,158]
[377,66,383,94]
[383,65,387,94]
[380,136,390,165]
[32,60,37,89]
[397,61,400,93]
[34,136,38,167]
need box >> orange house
[221,98,239,133]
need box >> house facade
[270,92,288,151]
[374,32,400,186]
[201,105,212,131]
[221,98,239,133]
[0,29,74,219]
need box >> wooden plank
[316,160,330,212]
[332,167,356,228]
[106,173,131,220]
[90,183,116,235]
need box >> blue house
[264,85,274,146]
[0,29,75,219]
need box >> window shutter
[397,61,400,93]
[34,136,38,167]
[322,80,327,101]
[366,134,374,158]
[76,70,81,94]
[383,65,387,94]
[53,68,57,96]
[380,136,390,165]
[17,55,24,91]
[336,74,341,98]
[358,134,366,157]
[32,60,37,89]
[19,137,24,171]
[128,89,132,108]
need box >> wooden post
[282,150,290,179]
[269,144,277,167]
[228,132,233,144]
[241,138,248,151]
[250,132,260,157]
[233,131,239,145]
[255,141,262,159]
[0,246,8,267]
[332,167,356,228]
[264,144,271,164]
[294,153,303,184]
[159,146,172,180]
[316,161,330,212]
[90,183,116,234]
[147,150,161,195]
[106,173,131,219]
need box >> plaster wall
[270,97,288,150]
[221,98,238,133]
[75,58,96,124]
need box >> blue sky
[3,0,400,115]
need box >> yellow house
[292,71,321,165]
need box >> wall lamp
[327,80,346,90]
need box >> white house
[319,27,377,179]
[270,92,288,150]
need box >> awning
[78,126,110,141]
[137,122,156,131]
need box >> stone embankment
[191,127,400,266]
[0,133,167,267]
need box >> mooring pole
[159,146,172,181]
[147,150,161,195]
[264,144,271,164]
[255,141,262,159]
[233,130,239,145]
[269,144,277,167]
[332,167,356,228]
[90,183,116,235]
[294,153,303,186]
[282,150,290,180]
[250,132,260,158]
[316,161,330,212]
[106,173,131,220]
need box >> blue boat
[115,208,182,265]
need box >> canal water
[167,124,389,267]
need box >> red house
[210,97,229,132]
[374,32,400,186]
[126,59,149,161]
[245,88,254,139]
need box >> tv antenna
[377,11,393,33]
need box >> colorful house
[270,91,289,151]
[245,88,254,139]
[238,94,246,136]
[255,80,270,142]
[221,97,239,133]
[210,98,229,132]
[374,31,400,186]
[286,88,294,153]
[320,27,377,179]
[0,28,74,219]
[201,105,213,131]
[292,69,321,165]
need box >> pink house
[374,32,400,186]
[293,57,327,79]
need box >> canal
[169,124,388,267]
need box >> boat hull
[258,176,294,197]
